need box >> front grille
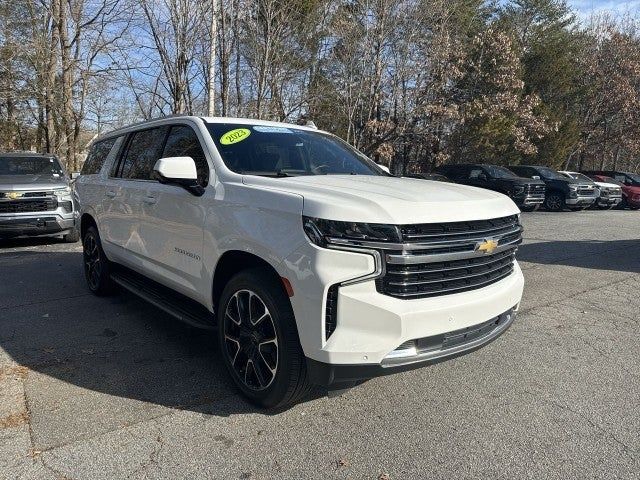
[524,184,545,195]
[376,215,522,299]
[0,198,57,214]
[577,185,597,196]
[601,188,621,198]
[0,191,53,199]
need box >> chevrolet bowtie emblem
[6,192,22,200]
[476,239,499,254]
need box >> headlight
[513,185,525,195]
[53,186,72,200]
[302,216,401,247]
[569,185,578,191]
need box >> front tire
[519,205,539,212]
[544,193,565,212]
[63,228,80,243]
[218,268,311,409]
[82,226,115,295]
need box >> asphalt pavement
[0,210,639,479]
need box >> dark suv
[435,164,545,211]
[582,170,640,210]
[508,165,598,211]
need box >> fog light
[385,340,418,359]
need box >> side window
[445,166,465,180]
[468,168,484,179]
[119,127,169,180]
[162,125,209,186]
[613,174,626,183]
[82,138,116,175]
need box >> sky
[567,0,640,19]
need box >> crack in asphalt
[1,293,92,310]
[546,398,639,463]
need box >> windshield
[0,156,64,176]
[484,165,518,179]
[207,123,384,177]
[626,173,640,184]
[567,172,592,182]
[536,166,566,180]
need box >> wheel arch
[80,213,97,238]
[212,250,290,313]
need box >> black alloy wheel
[223,289,279,391]
[217,268,311,408]
[82,226,114,295]
[544,193,565,211]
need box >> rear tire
[544,193,565,212]
[217,267,311,409]
[82,226,115,296]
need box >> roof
[95,115,325,143]
[0,151,58,158]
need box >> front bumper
[307,307,516,387]
[284,239,524,375]
[598,196,622,206]
[515,194,545,206]
[0,212,76,239]
[566,195,597,206]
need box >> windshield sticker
[220,128,251,145]
[252,126,293,134]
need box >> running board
[110,268,216,330]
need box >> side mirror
[532,175,541,180]
[71,172,80,179]
[153,156,204,196]
[478,173,488,181]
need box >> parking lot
[0,210,638,480]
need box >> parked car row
[410,163,639,212]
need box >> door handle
[142,196,157,205]
[105,190,116,198]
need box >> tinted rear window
[82,138,117,175]
[119,127,169,179]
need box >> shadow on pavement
[517,239,640,273]
[0,249,320,418]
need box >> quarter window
[162,125,209,186]
[119,127,169,180]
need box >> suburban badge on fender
[475,238,499,254]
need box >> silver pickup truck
[0,152,79,241]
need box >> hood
[593,181,621,189]
[0,174,68,191]
[242,175,520,224]
[548,176,581,185]
[504,176,545,186]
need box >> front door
[138,124,210,300]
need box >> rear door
[138,124,210,299]
[99,126,169,266]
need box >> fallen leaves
[0,365,29,382]
[0,411,29,429]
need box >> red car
[583,171,640,210]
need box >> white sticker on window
[252,126,293,134]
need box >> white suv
[75,116,524,408]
